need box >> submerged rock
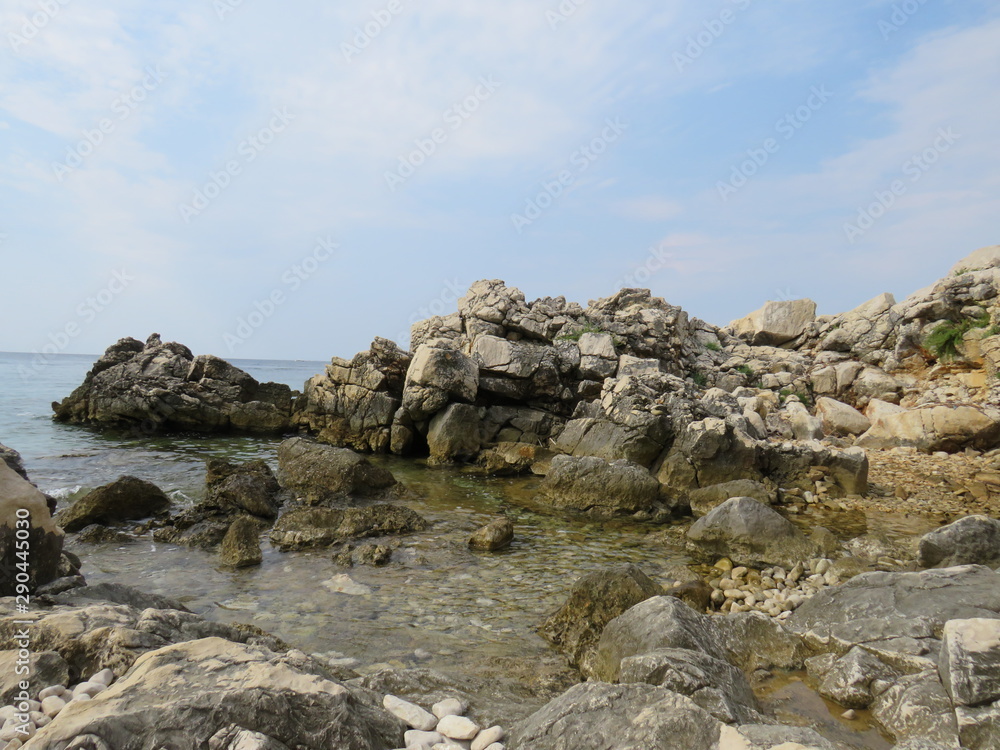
[52,334,294,434]
[468,517,514,552]
[219,516,264,568]
[269,504,427,551]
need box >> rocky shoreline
[3,246,1000,747]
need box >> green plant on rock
[779,388,813,407]
[925,310,991,361]
[705,341,721,352]
[692,372,708,388]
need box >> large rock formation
[53,334,294,434]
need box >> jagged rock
[468,517,514,551]
[536,455,660,518]
[77,525,134,544]
[811,645,900,709]
[0,462,64,595]
[0,443,27,480]
[154,460,280,549]
[427,403,482,464]
[28,637,405,749]
[219,516,263,568]
[52,335,294,433]
[856,404,1000,453]
[277,438,397,504]
[776,399,824,441]
[815,397,871,437]
[686,497,816,568]
[539,565,663,677]
[475,442,550,476]
[58,475,171,532]
[209,726,290,750]
[401,343,479,422]
[871,669,960,747]
[940,618,1000,707]
[292,338,411,452]
[269,504,427,551]
[729,299,817,347]
[918,515,1000,569]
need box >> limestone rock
[815,397,871,437]
[52,335,293,433]
[270,504,427,551]
[538,564,663,676]
[427,403,482,465]
[402,344,479,422]
[536,455,660,518]
[940,618,1000,707]
[277,438,397,504]
[686,497,815,568]
[0,650,69,703]
[219,516,263,568]
[467,517,514,552]
[918,515,1000,569]
[58,475,171,532]
[856,404,1000,453]
[0,462,64,595]
[729,299,817,347]
[29,637,405,749]
[688,480,774,517]
[0,443,27,480]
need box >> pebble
[383,695,437,731]
[471,726,505,750]
[432,698,467,719]
[708,557,841,619]
[37,686,66,701]
[405,728,445,747]
[41,695,66,717]
[90,669,115,686]
[842,709,858,720]
[73,681,106,698]
[437,715,480,741]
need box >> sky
[1,0,998,362]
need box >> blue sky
[1,0,998,361]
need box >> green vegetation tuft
[692,372,708,388]
[736,364,754,379]
[925,310,991,361]
[780,388,813,407]
[705,341,721,352]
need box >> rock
[471,726,504,750]
[0,444,27,480]
[729,299,817,347]
[856,404,1000,453]
[436,714,479,740]
[734,724,843,750]
[664,580,712,612]
[427,403,482,465]
[277,438,397,503]
[871,670,960,747]
[0,650,68,703]
[509,682,725,750]
[77,525,134,544]
[431,698,467,719]
[52,335,293,433]
[153,460,280,549]
[536,455,659,518]
[780,400,824,441]
[0,462,64,595]
[30,637,405,749]
[618,648,760,724]
[918,515,1000,569]
[538,564,663,676]
[292,338,411,453]
[686,497,815,568]
[402,344,479,422]
[467,517,513,552]
[219,516,263,568]
[353,543,393,566]
[814,645,900,709]
[475,443,547,476]
[58,475,171,532]
[940,618,1000,707]
[383,694,437,731]
[209,726,291,750]
[688,479,774,517]
[815,397,871,437]
[270,504,427,551]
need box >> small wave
[47,485,83,499]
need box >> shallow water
[0,352,918,743]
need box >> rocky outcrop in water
[58,475,171,532]
[52,333,295,434]
[0,461,64,595]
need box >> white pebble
[405,728,445,747]
[471,726,505,750]
[41,695,66,718]
[437,714,480,740]
[432,698,467,719]
[73,682,105,698]
[383,695,437,731]
[71,693,92,703]
[0,708,14,722]
[89,669,115,686]
[37,686,67,701]
[483,744,505,750]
